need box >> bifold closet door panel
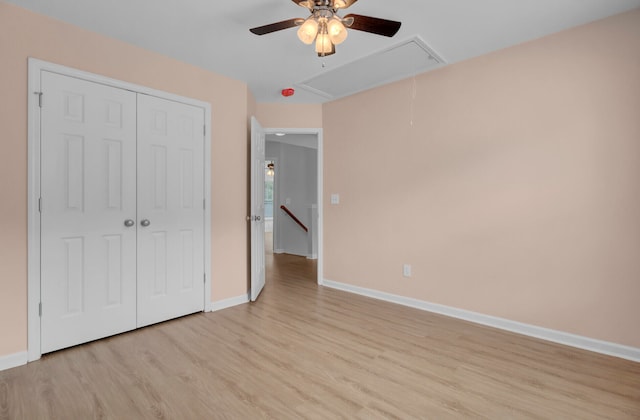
[40,71,138,353]
[136,94,206,328]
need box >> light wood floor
[1,246,639,419]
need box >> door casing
[27,58,213,362]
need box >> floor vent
[296,36,446,101]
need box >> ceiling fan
[250,0,402,57]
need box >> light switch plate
[403,264,412,278]
[331,194,340,205]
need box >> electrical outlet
[331,194,340,205]
[403,264,412,278]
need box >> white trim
[203,100,213,313]
[210,294,250,312]
[27,59,43,362]
[0,351,28,372]
[317,130,324,285]
[263,127,323,286]
[27,58,213,361]
[322,279,640,363]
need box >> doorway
[264,129,323,284]
[250,121,323,300]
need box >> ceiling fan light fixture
[315,32,334,57]
[250,1,401,58]
[297,17,319,44]
[327,17,348,45]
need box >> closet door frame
[27,58,213,362]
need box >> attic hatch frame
[296,35,446,100]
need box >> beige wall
[0,2,248,357]
[2,0,638,361]
[323,9,640,348]
[256,103,323,128]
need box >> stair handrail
[280,205,308,232]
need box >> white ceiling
[8,0,640,103]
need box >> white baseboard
[307,254,318,260]
[210,293,250,312]
[0,351,28,372]
[322,279,640,363]
[274,249,285,254]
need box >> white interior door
[136,94,205,327]
[40,71,137,353]
[250,117,266,301]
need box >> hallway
[265,230,317,282]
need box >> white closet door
[40,71,137,353]
[250,117,266,301]
[136,94,205,327]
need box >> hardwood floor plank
[1,248,639,419]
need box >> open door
[250,117,266,301]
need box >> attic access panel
[296,36,446,100]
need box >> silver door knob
[256,216,261,221]
[140,219,151,227]
[124,219,135,227]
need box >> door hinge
[35,91,43,108]
[203,273,206,284]
[203,125,206,136]
[203,199,206,210]
[38,197,42,213]
[39,302,42,317]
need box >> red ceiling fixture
[281,88,295,97]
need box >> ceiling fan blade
[292,0,313,10]
[333,0,358,9]
[250,18,303,36]
[343,14,401,37]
